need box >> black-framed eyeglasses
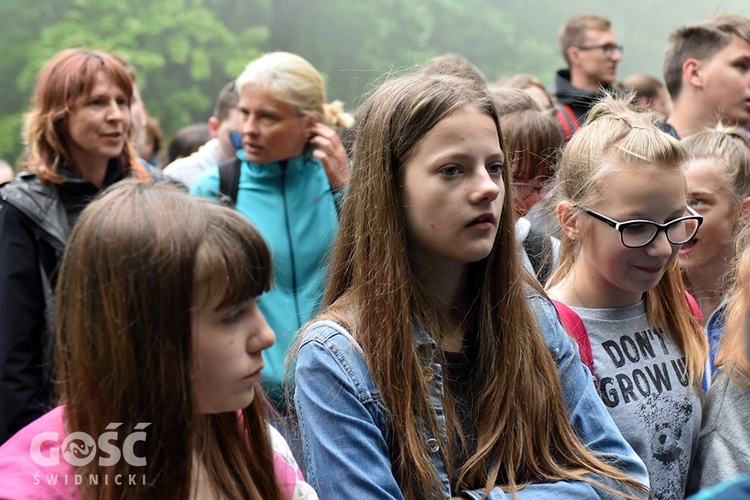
[576,43,624,57]
[513,182,545,200]
[577,205,703,248]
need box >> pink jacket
[0,406,316,499]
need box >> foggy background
[1,0,749,163]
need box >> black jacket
[0,161,134,443]
[554,69,618,124]
[0,174,67,443]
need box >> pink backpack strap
[685,290,702,323]
[551,299,595,377]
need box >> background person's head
[490,86,563,217]
[235,51,351,165]
[210,81,241,161]
[560,15,621,91]
[496,73,554,110]
[622,73,672,118]
[56,179,280,498]
[24,49,137,183]
[166,122,211,164]
[679,124,750,283]
[418,53,489,90]
[663,14,750,128]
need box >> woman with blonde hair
[679,125,750,379]
[294,72,648,499]
[546,95,708,498]
[688,223,750,493]
[0,48,153,444]
[192,51,352,408]
[0,180,315,499]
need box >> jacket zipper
[280,161,301,329]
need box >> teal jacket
[191,149,340,405]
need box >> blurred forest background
[1,0,749,164]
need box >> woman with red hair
[0,48,152,444]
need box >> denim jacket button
[426,438,439,453]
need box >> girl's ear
[557,201,580,240]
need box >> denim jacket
[294,296,649,499]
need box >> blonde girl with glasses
[546,95,708,500]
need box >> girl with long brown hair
[293,73,648,499]
[0,180,315,499]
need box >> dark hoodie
[554,69,618,124]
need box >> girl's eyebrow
[429,151,503,164]
[612,206,687,222]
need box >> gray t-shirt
[573,301,701,500]
[688,367,750,494]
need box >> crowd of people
[0,10,750,500]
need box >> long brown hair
[546,95,707,388]
[55,179,283,499]
[24,48,146,183]
[318,73,644,498]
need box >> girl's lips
[466,213,495,226]
[634,265,663,274]
[244,366,264,381]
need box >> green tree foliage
[2,0,749,165]
[1,0,268,163]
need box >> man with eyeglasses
[659,14,750,140]
[553,15,623,140]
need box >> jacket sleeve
[188,166,221,200]
[294,325,405,499]
[0,202,52,443]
